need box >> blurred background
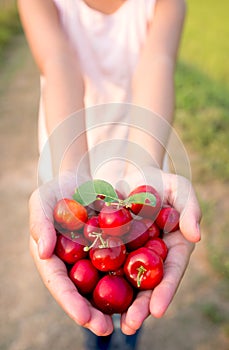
[0,1,228,349]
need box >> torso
[39,0,157,183]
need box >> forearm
[42,53,90,177]
[18,0,90,178]
[126,0,186,170]
[130,56,175,169]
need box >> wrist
[117,164,163,197]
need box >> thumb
[179,197,202,243]
[29,189,57,259]
[165,174,202,242]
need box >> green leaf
[73,179,119,206]
[125,192,156,207]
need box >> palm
[119,167,201,334]
[121,230,194,334]
[30,237,114,335]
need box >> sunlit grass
[180,0,229,88]
[175,61,229,181]
[176,1,229,293]
[201,302,227,324]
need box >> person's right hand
[29,172,114,336]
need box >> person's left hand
[117,168,201,334]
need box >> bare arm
[128,0,186,168]
[17,1,113,335]
[18,0,90,176]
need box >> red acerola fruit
[69,259,100,295]
[124,219,149,251]
[93,275,134,315]
[128,185,162,220]
[156,206,180,233]
[144,238,168,261]
[141,218,161,239]
[98,204,132,236]
[83,216,102,242]
[55,233,88,264]
[53,198,88,231]
[89,236,126,272]
[124,247,164,290]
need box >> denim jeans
[83,315,142,350]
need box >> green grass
[207,223,229,281]
[180,0,229,88]
[175,62,229,181]
[197,198,229,283]
[176,1,229,181]
[175,1,229,283]
[0,1,22,59]
[201,302,227,324]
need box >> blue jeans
[83,315,142,350]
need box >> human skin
[17,0,201,336]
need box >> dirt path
[0,35,228,350]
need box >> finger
[179,187,202,242]
[85,306,113,336]
[29,189,57,259]
[30,237,114,336]
[150,232,194,317]
[29,174,89,259]
[164,174,202,242]
[121,290,151,334]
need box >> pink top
[38,0,157,183]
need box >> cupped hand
[29,168,201,336]
[118,168,202,334]
[29,172,114,336]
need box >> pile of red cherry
[53,180,180,315]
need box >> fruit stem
[84,232,108,251]
[136,265,147,288]
[98,234,108,248]
[105,200,123,208]
[84,232,100,251]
